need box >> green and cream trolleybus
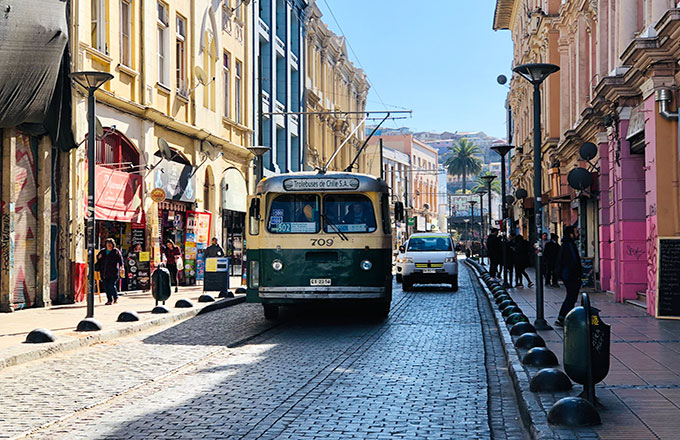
[246,171,393,319]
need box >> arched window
[96,129,140,173]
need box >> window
[222,2,232,33]
[407,236,452,252]
[323,194,376,233]
[120,1,131,66]
[235,0,242,21]
[267,194,320,234]
[91,0,106,53]
[235,60,242,123]
[223,52,230,117]
[157,2,169,86]
[176,16,186,92]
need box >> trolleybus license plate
[423,269,436,274]
[310,278,331,286]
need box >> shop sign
[283,177,360,192]
[153,160,196,202]
[150,188,166,202]
[95,166,143,222]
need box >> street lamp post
[69,71,113,331]
[513,62,559,331]
[491,145,514,288]
[481,175,497,234]
[247,146,271,185]
[475,190,486,265]
[481,175,497,267]
[469,200,477,259]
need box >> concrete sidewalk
[502,267,680,439]
[0,277,246,371]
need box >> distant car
[401,233,458,291]
[394,242,408,283]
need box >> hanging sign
[150,188,167,202]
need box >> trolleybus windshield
[323,194,377,233]
[267,194,320,233]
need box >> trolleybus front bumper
[258,286,386,300]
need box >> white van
[401,233,458,291]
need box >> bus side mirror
[249,198,261,220]
[394,202,404,221]
[399,245,405,253]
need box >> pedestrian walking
[543,233,560,287]
[205,237,225,258]
[554,226,583,327]
[486,228,502,278]
[163,239,183,293]
[95,238,125,305]
[513,235,534,288]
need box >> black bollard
[175,298,194,308]
[515,333,546,350]
[530,368,572,392]
[548,397,601,427]
[76,318,102,332]
[25,328,56,343]
[198,293,216,303]
[502,306,522,317]
[506,313,529,325]
[117,311,140,322]
[522,347,559,367]
[510,322,536,336]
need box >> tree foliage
[444,139,483,193]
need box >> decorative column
[0,129,16,312]
[617,0,638,59]
[35,136,53,307]
[597,132,612,292]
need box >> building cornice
[493,0,516,30]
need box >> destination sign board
[283,177,360,192]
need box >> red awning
[95,166,143,222]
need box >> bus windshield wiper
[321,213,349,241]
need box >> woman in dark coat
[96,238,125,305]
[163,239,182,292]
[513,235,534,288]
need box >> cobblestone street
[1,266,526,440]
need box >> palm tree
[471,172,502,194]
[444,139,483,193]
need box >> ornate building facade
[495,0,680,316]
[304,1,369,172]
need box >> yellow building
[304,1,369,172]
[71,0,254,288]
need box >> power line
[320,0,402,128]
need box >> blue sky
[316,0,514,139]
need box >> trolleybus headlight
[360,260,373,271]
[403,257,413,264]
[272,259,284,271]
[445,257,456,263]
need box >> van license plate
[310,278,331,286]
[423,269,436,274]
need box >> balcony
[275,100,285,114]
[290,52,299,69]
[261,91,271,114]
[275,36,285,57]
[258,18,270,42]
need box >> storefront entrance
[222,210,245,276]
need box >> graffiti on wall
[647,219,658,314]
[50,150,59,301]
[13,134,38,308]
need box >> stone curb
[465,260,558,440]
[0,295,246,372]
